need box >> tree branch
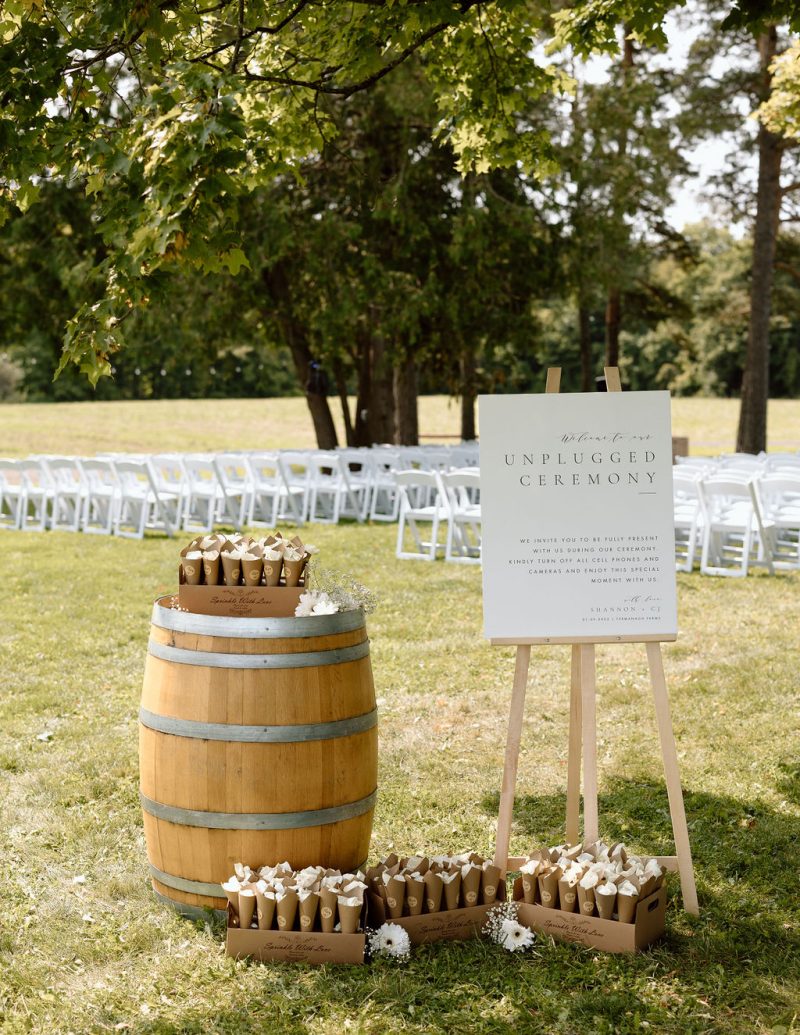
[243,19,450,98]
[775,260,800,284]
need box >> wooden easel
[491,367,699,916]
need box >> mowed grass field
[0,397,798,1035]
[0,394,799,457]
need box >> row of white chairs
[674,469,800,576]
[676,451,800,478]
[0,445,480,538]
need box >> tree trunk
[393,353,418,445]
[332,357,355,446]
[261,266,338,448]
[354,327,372,447]
[604,286,621,368]
[353,328,395,446]
[369,333,395,445]
[736,27,783,455]
[460,349,477,441]
[578,301,593,391]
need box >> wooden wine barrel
[139,596,377,916]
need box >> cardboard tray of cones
[178,532,308,618]
[367,886,508,946]
[511,876,666,953]
[225,903,370,965]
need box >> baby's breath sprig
[305,562,378,614]
[483,902,536,952]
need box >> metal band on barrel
[152,599,365,639]
[151,887,226,919]
[140,789,378,830]
[139,706,378,743]
[147,637,370,669]
[149,863,225,899]
[148,860,370,900]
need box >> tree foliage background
[0,0,799,447]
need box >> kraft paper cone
[263,549,283,586]
[238,889,256,929]
[337,899,362,935]
[319,887,338,933]
[385,876,407,920]
[240,553,263,587]
[221,551,242,586]
[577,884,596,917]
[282,555,307,587]
[406,855,429,875]
[442,872,462,911]
[202,550,220,585]
[404,874,425,916]
[617,884,639,924]
[181,551,203,585]
[255,887,276,930]
[275,888,299,932]
[222,879,241,918]
[460,864,482,908]
[537,868,560,909]
[595,883,617,920]
[481,864,502,905]
[520,871,539,905]
[423,870,444,913]
[298,891,320,932]
[383,853,399,869]
[558,876,579,913]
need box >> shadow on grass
[127,778,799,1035]
[481,775,800,971]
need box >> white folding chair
[44,457,85,532]
[213,453,252,531]
[717,453,765,477]
[148,455,188,533]
[441,469,482,564]
[17,459,51,531]
[764,454,800,474]
[278,452,312,524]
[395,470,447,560]
[673,472,703,573]
[79,459,118,535]
[697,477,773,577]
[307,452,365,524]
[449,443,480,469]
[0,459,24,530]
[336,448,374,521]
[752,474,800,570]
[182,456,220,533]
[368,448,402,522]
[246,452,283,527]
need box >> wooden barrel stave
[139,729,378,812]
[141,656,375,725]
[144,815,372,906]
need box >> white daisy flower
[484,902,536,953]
[369,922,411,961]
[294,591,320,617]
[500,917,535,952]
[312,593,338,616]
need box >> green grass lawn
[0,395,799,457]
[0,515,798,1034]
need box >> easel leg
[580,644,599,842]
[493,645,531,870]
[646,642,700,916]
[566,645,582,844]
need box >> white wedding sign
[479,390,678,641]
